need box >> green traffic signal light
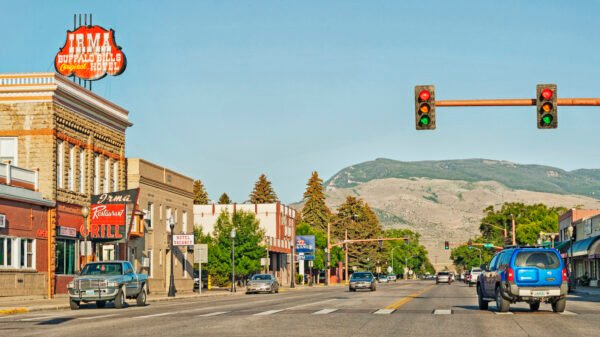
[541,114,553,125]
[419,115,430,126]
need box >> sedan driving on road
[246,274,279,294]
[436,271,452,284]
[349,272,377,292]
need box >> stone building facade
[127,158,194,294]
[0,73,131,295]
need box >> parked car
[464,271,471,283]
[193,270,208,291]
[477,247,568,313]
[436,271,453,284]
[377,274,389,283]
[246,274,279,294]
[349,272,377,292]
[468,268,482,287]
[67,261,148,310]
[387,274,397,282]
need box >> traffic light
[415,85,436,130]
[468,240,472,249]
[378,240,383,251]
[444,241,449,250]
[536,84,557,129]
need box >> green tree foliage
[301,171,330,232]
[218,193,231,204]
[192,180,209,205]
[450,239,495,271]
[249,174,278,203]
[331,196,383,270]
[479,202,567,246]
[204,211,265,286]
[384,228,435,275]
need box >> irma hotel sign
[82,189,139,242]
[54,24,126,81]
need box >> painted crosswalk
[254,309,284,316]
[433,309,452,315]
[373,309,395,314]
[313,309,338,315]
[198,311,229,317]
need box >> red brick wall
[55,274,75,294]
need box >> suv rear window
[514,251,560,269]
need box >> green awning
[571,236,600,257]
[554,240,571,252]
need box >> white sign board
[194,244,208,263]
[261,257,270,266]
[387,266,393,273]
[173,234,194,246]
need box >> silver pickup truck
[67,261,148,309]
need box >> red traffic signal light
[536,84,557,129]
[415,85,436,130]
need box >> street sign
[260,257,270,266]
[483,243,494,248]
[387,266,393,273]
[194,244,208,263]
[297,254,315,261]
[174,234,194,246]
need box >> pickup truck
[67,261,148,309]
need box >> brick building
[127,158,195,294]
[194,203,296,286]
[0,163,54,296]
[0,73,131,294]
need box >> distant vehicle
[464,271,471,284]
[468,268,482,287]
[67,261,148,310]
[349,272,376,292]
[377,274,389,283]
[477,247,568,313]
[387,274,397,282]
[193,270,208,291]
[246,274,279,294]
[318,271,326,283]
[436,271,453,284]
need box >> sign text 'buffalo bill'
[55,25,126,81]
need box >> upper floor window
[68,144,75,191]
[0,137,17,165]
[146,202,153,229]
[79,149,86,194]
[57,140,64,188]
[103,158,109,193]
[112,161,118,192]
[93,154,99,194]
[182,210,188,233]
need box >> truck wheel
[552,298,566,313]
[115,288,126,309]
[96,301,106,308]
[529,302,540,312]
[136,285,147,306]
[495,286,510,313]
[477,285,488,310]
[69,298,80,310]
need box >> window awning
[554,240,571,253]
[571,236,600,257]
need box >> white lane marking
[433,309,452,315]
[313,308,338,315]
[560,311,577,316]
[285,299,337,310]
[20,315,65,322]
[374,309,395,314]
[79,314,117,320]
[134,312,178,319]
[494,312,513,315]
[198,311,228,317]
[254,309,284,316]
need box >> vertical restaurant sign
[54,25,126,81]
[86,189,139,242]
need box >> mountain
[313,159,600,271]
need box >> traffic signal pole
[435,98,600,107]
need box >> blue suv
[477,247,568,313]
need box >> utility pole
[511,214,516,245]
[344,229,348,285]
[326,222,330,286]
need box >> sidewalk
[0,289,243,315]
[571,285,600,297]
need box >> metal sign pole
[199,261,202,296]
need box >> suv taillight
[507,267,514,282]
[562,268,568,281]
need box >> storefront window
[55,239,76,274]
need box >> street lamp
[567,224,576,290]
[231,228,236,293]
[81,206,89,268]
[290,243,295,288]
[168,216,176,297]
[324,247,329,286]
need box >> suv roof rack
[502,245,520,249]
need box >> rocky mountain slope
[314,159,600,271]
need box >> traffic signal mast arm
[329,237,410,248]
[447,241,503,251]
[436,98,600,107]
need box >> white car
[378,275,389,283]
[387,274,397,282]
[469,268,482,287]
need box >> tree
[249,174,278,203]
[331,196,383,271]
[204,211,265,286]
[192,180,209,204]
[218,193,231,204]
[301,171,330,232]
[384,228,435,276]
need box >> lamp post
[567,224,576,290]
[231,228,236,292]
[290,243,295,288]
[168,216,176,297]
[81,206,89,268]
[324,247,329,286]
[326,222,331,286]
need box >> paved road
[1,280,599,337]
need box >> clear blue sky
[2,1,599,203]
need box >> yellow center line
[384,284,436,310]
